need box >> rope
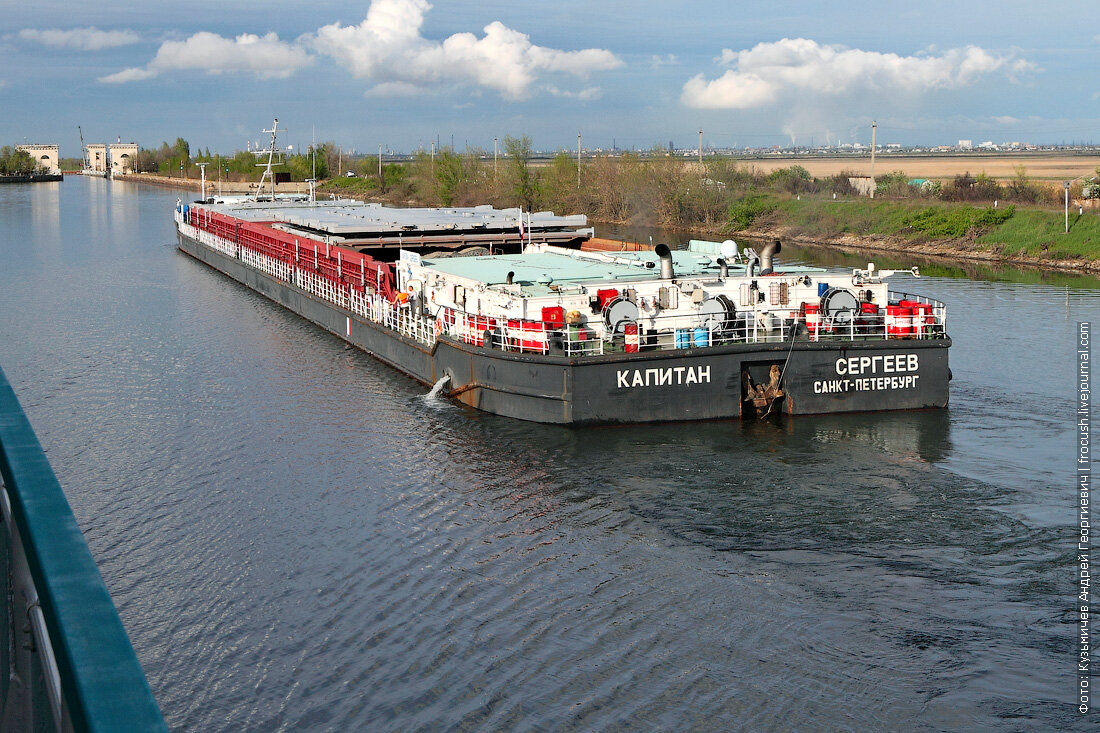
[760,316,802,420]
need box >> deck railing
[0,366,166,732]
[179,212,948,360]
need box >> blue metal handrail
[0,365,165,732]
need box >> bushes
[902,205,1015,238]
[942,171,999,202]
[727,194,777,231]
[768,165,813,194]
[874,170,911,198]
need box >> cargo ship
[174,191,950,424]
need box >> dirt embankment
[115,173,315,195]
[116,173,199,190]
[762,227,1098,273]
[683,219,1099,274]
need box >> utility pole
[430,141,435,176]
[577,132,581,189]
[378,144,383,178]
[870,120,877,199]
[197,162,207,199]
[494,137,498,178]
[698,128,703,168]
[1065,181,1071,233]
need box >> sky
[1,0,1097,157]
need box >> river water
[0,178,1095,730]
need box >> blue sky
[2,0,1097,156]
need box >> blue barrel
[818,281,829,297]
[675,328,691,349]
[693,327,709,348]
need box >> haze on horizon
[1,0,1096,156]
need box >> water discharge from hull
[425,374,450,400]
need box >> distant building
[16,144,60,174]
[109,143,138,175]
[957,139,973,150]
[86,144,108,173]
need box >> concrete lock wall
[109,143,138,175]
[86,144,108,173]
[16,144,60,175]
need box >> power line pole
[870,120,877,199]
[1065,181,1071,233]
[577,132,581,189]
[378,144,382,178]
[698,128,703,168]
[494,137,498,178]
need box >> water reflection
[30,180,60,252]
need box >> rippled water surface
[1,179,1096,730]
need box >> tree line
[130,136,1096,234]
[323,137,1087,231]
[0,146,42,175]
[129,138,343,181]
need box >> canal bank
[594,210,1100,274]
[745,225,1100,274]
[114,172,313,195]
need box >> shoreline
[119,174,1098,274]
[594,217,1100,275]
[740,225,1100,274]
[110,172,313,194]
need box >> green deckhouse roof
[418,247,824,293]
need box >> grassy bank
[727,197,1100,267]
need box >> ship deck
[417,247,826,294]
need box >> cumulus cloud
[97,0,619,98]
[19,27,140,51]
[682,38,1028,109]
[310,0,621,99]
[546,85,602,101]
[98,31,313,83]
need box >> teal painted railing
[0,365,166,732]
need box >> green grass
[976,208,1100,260]
[319,177,380,195]
[761,196,1100,261]
[772,198,931,238]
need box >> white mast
[255,118,281,201]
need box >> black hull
[0,173,63,184]
[178,230,950,425]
